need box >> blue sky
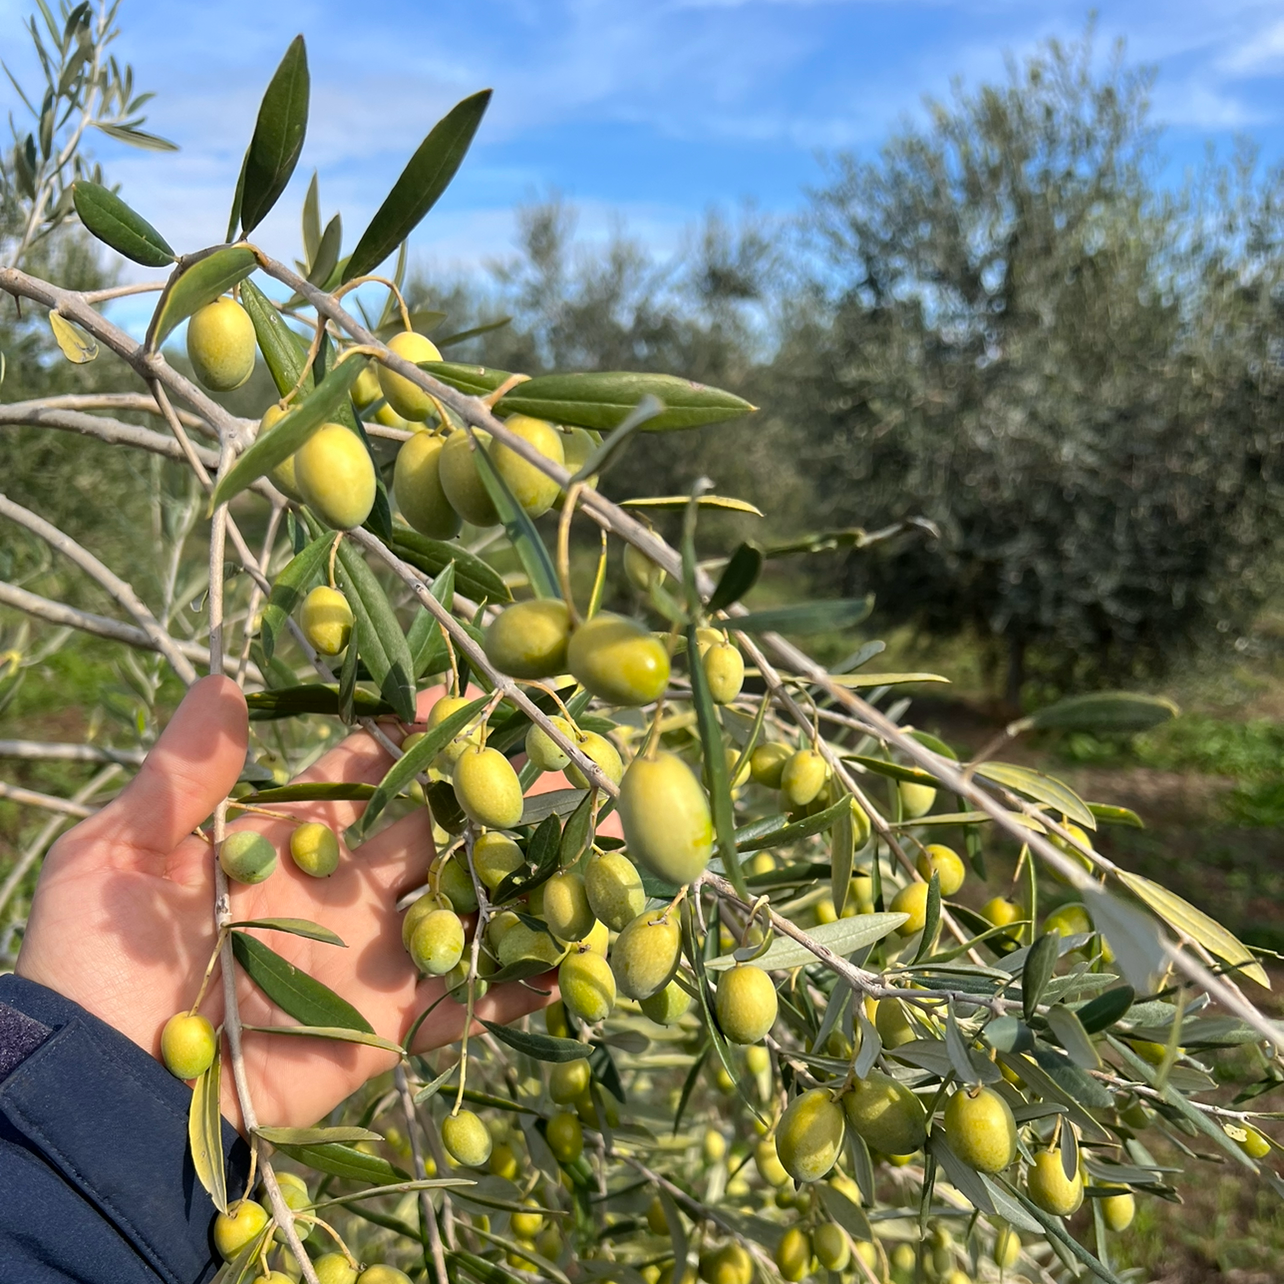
[5,0,1284,296]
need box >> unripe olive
[1237,1124,1272,1159]
[410,909,466,975]
[714,964,778,1044]
[993,1222,1021,1269]
[559,948,616,1023]
[943,1086,1017,1173]
[699,1244,751,1284]
[776,1088,845,1183]
[1044,902,1093,938]
[351,363,382,407]
[160,1012,216,1080]
[1051,820,1096,874]
[440,429,500,527]
[219,830,278,885]
[563,730,623,792]
[702,1128,727,1164]
[889,1243,917,1273]
[584,851,647,931]
[1101,1188,1136,1231]
[703,641,744,705]
[401,889,449,950]
[357,1267,414,1284]
[393,431,462,539]
[749,742,790,789]
[754,1136,790,1187]
[1026,1148,1083,1216]
[624,542,665,592]
[542,871,596,943]
[295,423,377,530]
[550,1057,592,1104]
[611,909,681,1000]
[545,1110,583,1163]
[188,296,256,391]
[473,831,524,891]
[441,1109,493,1167]
[646,1194,669,1234]
[639,979,693,1026]
[213,1198,270,1260]
[379,331,443,421]
[813,1222,851,1271]
[437,852,479,913]
[487,909,521,953]
[774,1226,810,1282]
[484,599,572,679]
[259,1273,294,1284]
[524,716,574,774]
[426,694,484,768]
[269,1171,311,1244]
[498,920,568,971]
[890,882,930,935]
[453,746,524,829]
[568,612,670,707]
[257,403,303,501]
[619,751,713,886]
[981,897,1021,928]
[289,821,340,877]
[874,997,917,1049]
[298,585,354,656]
[780,749,827,807]
[745,1044,770,1075]
[490,1142,520,1181]
[492,415,565,518]
[842,1070,927,1156]
[898,779,937,819]
[579,918,609,956]
[313,1253,359,1284]
[511,1199,545,1240]
[915,844,965,896]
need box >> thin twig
[0,740,146,765]
[394,1063,450,1284]
[0,782,99,818]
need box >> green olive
[943,1086,1017,1173]
[915,843,966,896]
[889,881,930,935]
[841,1070,927,1156]
[564,729,623,790]
[187,296,255,391]
[776,1088,845,1183]
[295,423,376,530]
[549,1057,592,1104]
[774,1227,810,1282]
[441,1109,492,1167]
[702,641,745,705]
[213,1199,269,1260]
[313,1253,359,1284]
[393,430,462,538]
[426,694,484,768]
[525,715,574,773]
[497,921,567,971]
[567,612,670,707]
[638,978,692,1026]
[289,821,340,877]
[160,1011,216,1080]
[714,964,778,1044]
[749,742,790,788]
[219,830,277,885]
[610,909,681,1000]
[299,585,353,656]
[781,748,827,807]
[379,331,442,422]
[452,746,524,829]
[812,1223,851,1272]
[898,780,937,818]
[440,429,500,527]
[545,1110,583,1163]
[409,908,465,975]
[541,870,596,942]
[492,415,565,518]
[484,599,571,679]
[256,403,302,501]
[559,949,616,1023]
[584,851,647,931]
[1026,1148,1084,1216]
[473,831,524,891]
[619,751,713,886]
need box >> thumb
[83,675,248,865]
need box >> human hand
[17,675,553,1131]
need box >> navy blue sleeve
[0,974,250,1284]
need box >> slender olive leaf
[47,311,97,362]
[569,394,664,482]
[354,695,487,838]
[928,1133,999,1217]
[241,779,375,804]
[255,1124,383,1146]
[189,1043,227,1213]
[246,684,394,719]
[517,789,590,827]
[1003,1181,1127,1284]
[889,811,992,829]
[390,527,511,603]
[228,917,345,946]
[828,671,950,689]
[1089,802,1145,829]
[259,532,330,662]
[333,537,416,724]
[708,542,763,613]
[478,1020,588,1063]
[1030,1047,1114,1109]
[275,1140,408,1184]
[1076,986,1135,1034]
[1046,1006,1102,1071]
[348,1204,422,1246]
[436,316,512,347]
[706,913,906,972]
[1022,932,1060,1023]
[733,597,873,636]
[72,180,173,265]
[493,813,563,904]
[1081,885,1166,994]
[94,122,179,152]
[241,276,313,397]
[336,618,359,724]
[345,90,491,281]
[413,1061,458,1105]
[558,791,594,868]
[687,623,747,900]
[621,494,764,517]
[944,1005,978,1085]
[314,1180,470,1215]
[672,1040,710,1135]
[407,563,456,675]
[816,1182,873,1243]
[830,792,855,916]
[1023,691,1179,734]
[912,870,942,964]
[974,762,1096,830]
[302,169,321,263]
[844,754,938,787]
[736,795,855,851]
[306,212,341,287]
[146,244,257,350]
[225,148,248,242]
[495,371,754,434]
[657,1187,687,1280]
[236,35,309,235]
[1117,870,1269,988]
[230,931,374,1032]
[450,1190,563,1218]
[471,435,560,599]
[240,1024,402,1053]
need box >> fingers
[79,675,248,868]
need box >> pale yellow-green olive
[187,296,255,391]
[393,431,462,539]
[379,331,442,421]
[294,422,376,530]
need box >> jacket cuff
[0,973,249,1284]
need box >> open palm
[16,675,551,1131]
